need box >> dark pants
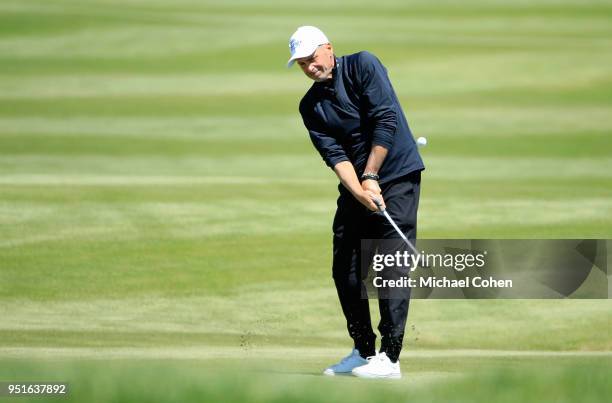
[332,171,421,362]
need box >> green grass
[0,358,610,403]
[1,0,611,401]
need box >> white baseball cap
[287,26,330,67]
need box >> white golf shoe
[351,352,401,379]
[323,348,368,376]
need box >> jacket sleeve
[358,51,398,149]
[300,101,349,169]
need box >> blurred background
[0,0,610,401]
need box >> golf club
[369,135,425,258]
[372,197,421,258]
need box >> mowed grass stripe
[0,155,612,190]
[0,134,312,156]
[0,175,330,185]
[1,156,609,179]
[0,196,608,247]
[1,107,611,142]
[0,347,610,360]
[2,178,608,203]
[0,357,608,403]
[0,116,306,139]
[420,198,612,232]
[1,77,610,116]
[1,295,610,350]
[0,198,336,247]
[1,132,609,157]
[2,4,610,41]
[8,0,612,18]
[0,74,303,98]
[0,155,327,177]
[1,46,608,76]
[0,4,609,75]
[0,234,334,299]
[1,24,609,59]
[1,51,611,98]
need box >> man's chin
[313,74,331,82]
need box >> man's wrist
[360,172,379,182]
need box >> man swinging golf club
[288,26,425,378]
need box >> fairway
[1,0,611,402]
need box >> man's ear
[326,44,334,60]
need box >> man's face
[296,44,335,82]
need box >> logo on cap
[289,39,301,54]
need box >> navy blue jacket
[299,51,424,184]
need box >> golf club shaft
[372,198,420,257]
